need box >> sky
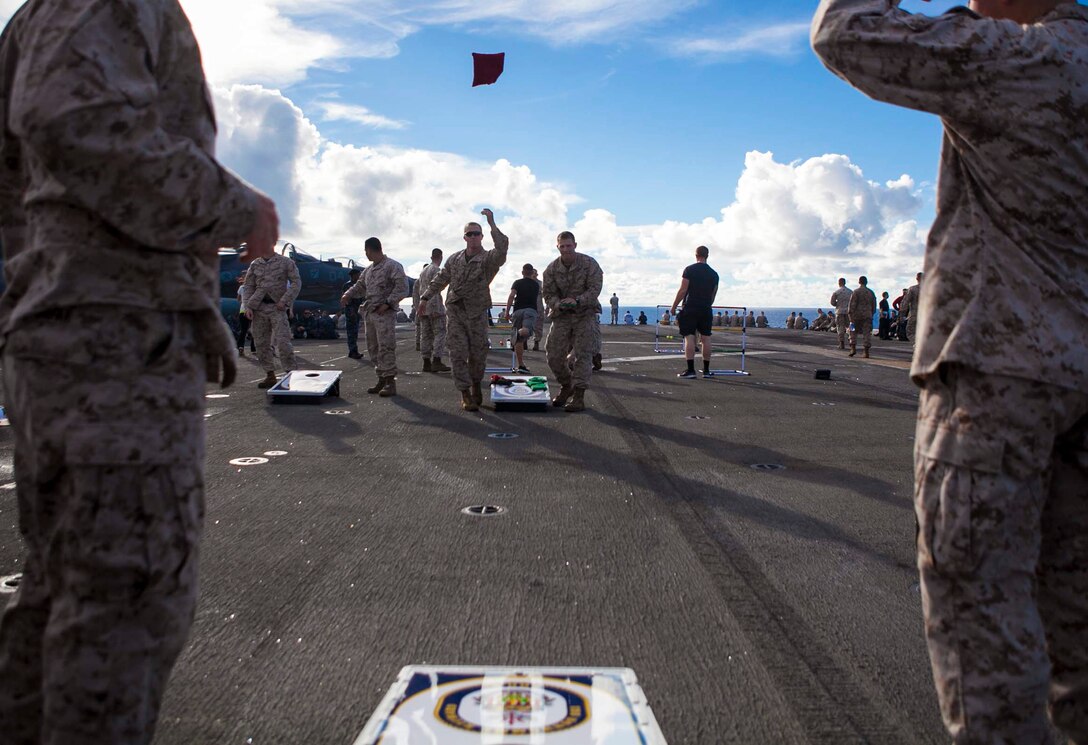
[0,0,1036,306]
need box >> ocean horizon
[598,307,871,330]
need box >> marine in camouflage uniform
[829,279,853,349]
[417,249,450,373]
[243,252,300,387]
[847,276,877,358]
[543,231,603,412]
[420,209,508,411]
[814,2,1088,742]
[342,237,407,397]
[0,2,268,743]
[903,274,922,343]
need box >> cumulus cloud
[213,86,926,307]
[315,102,409,130]
[173,0,703,87]
[667,21,812,61]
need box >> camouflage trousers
[547,313,596,389]
[849,317,873,351]
[364,309,398,378]
[0,307,206,745]
[907,314,918,344]
[446,304,489,391]
[419,313,447,360]
[835,313,849,347]
[915,364,1088,744]
[250,305,295,373]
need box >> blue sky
[0,0,1044,305]
[291,0,957,227]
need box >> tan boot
[471,381,483,406]
[257,371,277,389]
[552,384,574,407]
[431,357,451,373]
[863,349,870,359]
[564,388,587,412]
[422,358,433,373]
[379,377,397,397]
[848,345,857,357]
[367,377,386,395]
[461,390,479,412]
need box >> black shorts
[678,306,713,337]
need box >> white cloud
[667,21,812,60]
[180,0,347,86]
[213,85,927,308]
[315,102,409,130]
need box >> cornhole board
[490,376,550,411]
[266,369,341,404]
[353,665,667,745]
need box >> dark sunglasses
[464,231,483,237]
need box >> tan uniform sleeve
[9,2,257,252]
[421,263,451,302]
[577,259,603,309]
[811,0,1018,122]
[542,265,561,311]
[387,262,408,307]
[485,227,510,276]
[243,266,259,310]
[283,259,302,305]
[344,277,367,302]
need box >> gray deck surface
[0,324,951,744]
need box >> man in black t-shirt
[670,245,719,379]
[505,263,541,373]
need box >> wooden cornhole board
[353,665,667,744]
[490,376,550,412]
[266,370,341,404]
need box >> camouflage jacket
[901,284,920,318]
[344,256,408,313]
[0,0,257,353]
[829,287,853,316]
[417,261,445,316]
[848,286,877,321]
[243,254,301,311]
[813,0,1088,389]
[543,253,603,318]
[421,227,509,317]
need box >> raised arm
[811,0,1023,122]
[481,208,509,274]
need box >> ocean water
[603,307,860,330]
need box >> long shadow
[264,398,364,456]
[473,399,906,571]
[585,402,911,514]
[389,396,542,461]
